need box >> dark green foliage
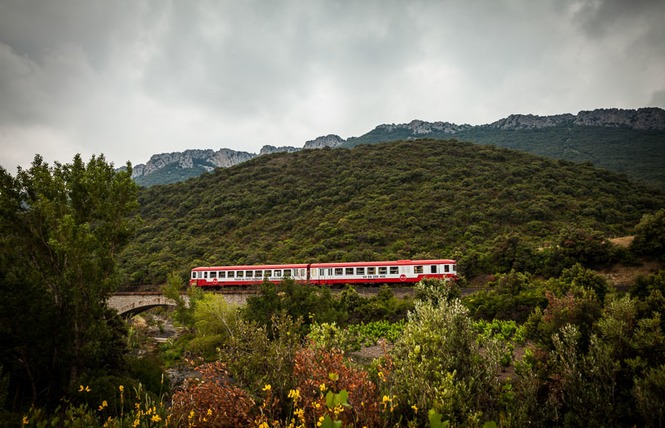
[0,154,139,409]
[631,209,665,259]
[630,269,665,300]
[118,139,665,285]
[336,285,413,324]
[345,125,665,190]
[551,227,617,272]
[242,279,344,335]
[124,355,169,396]
[555,263,610,303]
[528,295,665,426]
[464,271,547,322]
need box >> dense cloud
[0,0,663,170]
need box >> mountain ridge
[130,107,665,187]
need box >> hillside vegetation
[346,126,665,190]
[119,139,665,286]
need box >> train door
[318,268,333,285]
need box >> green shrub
[631,209,665,259]
[388,295,503,426]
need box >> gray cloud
[0,0,663,171]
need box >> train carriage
[190,259,457,288]
[309,259,457,286]
[190,263,309,288]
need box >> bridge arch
[108,295,189,317]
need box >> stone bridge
[108,292,253,316]
[108,293,189,317]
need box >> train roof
[309,259,456,268]
[192,263,309,271]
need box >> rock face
[574,108,665,130]
[259,145,301,155]
[303,134,346,149]
[488,108,665,130]
[489,114,575,130]
[376,119,472,134]
[131,149,256,179]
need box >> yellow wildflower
[119,385,124,393]
[258,423,269,428]
[411,404,418,413]
[207,408,213,416]
[151,414,162,422]
[262,384,272,392]
[288,389,300,401]
[78,385,91,393]
[382,395,390,404]
[22,416,29,425]
[318,383,326,392]
[133,418,140,427]
[98,400,108,411]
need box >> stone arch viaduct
[107,292,252,317]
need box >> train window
[346,268,354,275]
[319,268,325,276]
[368,267,376,275]
[356,267,365,275]
[444,265,450,273]
[300,269,306,276]
[254,270,262,277]
[414,266,424,274]
[264,270,272,277]
[274,270,281,277]
[430,265,437,274]
[203,272,208,279]
[335,268,343,275]
[219,271,226,278]
[390,266,398,274]
[191,272,196,279]
[237,271,244,278]
[379,267,387,275]
[228,271,235,278]
[246,270,254,277]
[284,269,291,277]
[210,271,217,279]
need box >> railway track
[113,285,483,297]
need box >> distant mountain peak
[375,120,472,134]
[303,134,346,149]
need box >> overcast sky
[1,0,664,171]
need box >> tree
[0,154,138,408]
[631,209,665,259]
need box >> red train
[189,259,457,288]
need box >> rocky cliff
[488,107,665,130]
[375,119,473,134]
[259,145,301,155]
[131,148,256,180]
[303,134,346,149]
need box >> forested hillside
[119,139,665,286]
[346,126,665,189]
